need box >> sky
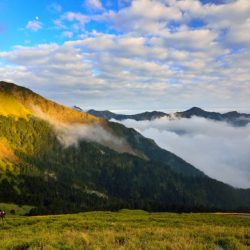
[0,0,249,112]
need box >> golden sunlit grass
[0,93,31,118]
[0,138,18,163]
[0,208,249,250]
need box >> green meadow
[0,205,249,250]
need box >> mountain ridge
[86,106,250,126]
[0,81,103,124]
[88,109,168,121]
[0,81,250,214]
[0,81,202,176]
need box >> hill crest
[0,81,103,125]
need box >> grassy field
[0,206,249,250]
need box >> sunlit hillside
[0,92,31,118]
[0,138,19,173]
[0,81,103,124]
[0,138,18,162]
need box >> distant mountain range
[87,109,167,121]
[86,107,250,126]
[0,81,250,215]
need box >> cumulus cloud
[114,116,250,189]
[0,0,249,110]
[111,0,182,33]
[26,20,42,31]
[177,0,250,47]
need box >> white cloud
[33,106,135,154]
[26,20,42,31]
[55,12,91,32]
[0,0,249,110]
[160,27,218,51]
[176,0,250,47]
[84,0,104,10]
[63,12,88,24]
[115,116,250,189]
[0,26,249,110]
[110,0,182,33]
[226,18,250,46]
[56,123,134,154]
[108,0,250,48]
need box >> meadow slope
[0,207,249,250]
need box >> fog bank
[56,123,134,155]
[114,117,250,188]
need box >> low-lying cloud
[33,106,134,155]
[56,123,134,155]
[113,116,250,189]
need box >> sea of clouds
[113,116,250,189]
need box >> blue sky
[1,0,120,50]
[0,0,249,112]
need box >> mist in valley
[114,116,250,189]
